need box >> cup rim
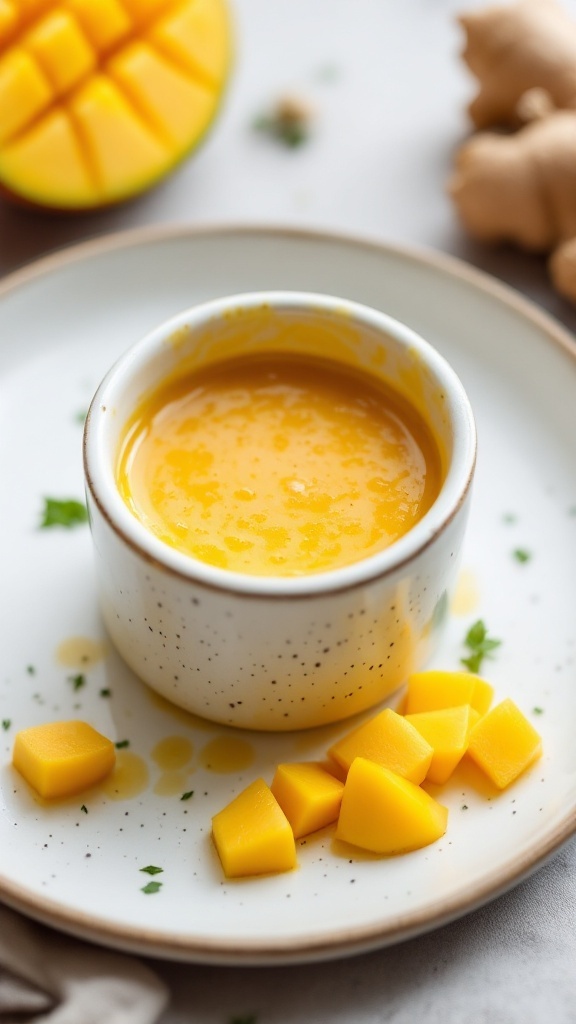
[83,290,477,598]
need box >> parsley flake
[513,548,531,563]
[115,739,130,749]
[40,498,88,529]
[80,804,88,814]
[180,790,194,801]
[2,719,11,731]
[533,706,544,715]
[141,881,162,895]
[68,674,85,691]
[254,96,312,148]
[140,865,163,875]
[26,665,36,676]
[99,688,111,698]
[75,409,88,425]
[460,619,502,674]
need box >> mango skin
[12,720,116,798]
[0,0,233,211]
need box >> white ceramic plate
[1,226,575,966]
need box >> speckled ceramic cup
[83,292,476,731]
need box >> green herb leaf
[140,865,164,875]
[254,97,311,148]
[460,619,501,674]
[460,652,483,673]
[256,116,308,147]
[115,739,130,749]
[513,548,531,563]
[80,804,88,814]
[75,409,88,425]
[99,688,111,698]
[40,498,88,529]
[141,881,162,895]
[533,706,544,715]
[2,720,11,731]
[68,674,85,691]
[26,665,36,675]
[180,790,194,801]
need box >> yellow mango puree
[117,352,442,576]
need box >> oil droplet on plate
[153,770,192,796]
[451,569,480,616]
[199,736,254,773]
[151,736,194,771]
[55,637,107,669]
[101,751,149,800]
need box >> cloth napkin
[0,905,168,1024]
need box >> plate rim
[0,811,572,964]
[2,220,576,360]
[1,222,576,964]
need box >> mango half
[0,0,232,209]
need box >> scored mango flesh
[0,0,232,208]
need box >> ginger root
[451,0,576,303]
[460,0,576,128]
[450,110,576,251]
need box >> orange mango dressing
[117,352,442,576]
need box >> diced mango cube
[336,757,448,854]
[405,670,494,716]
[328,708,433,784]
[12,720,116,798]
[466,698,542,789]
[271,762,344,839]
[211,778,296,878]
[405,704,479,784]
